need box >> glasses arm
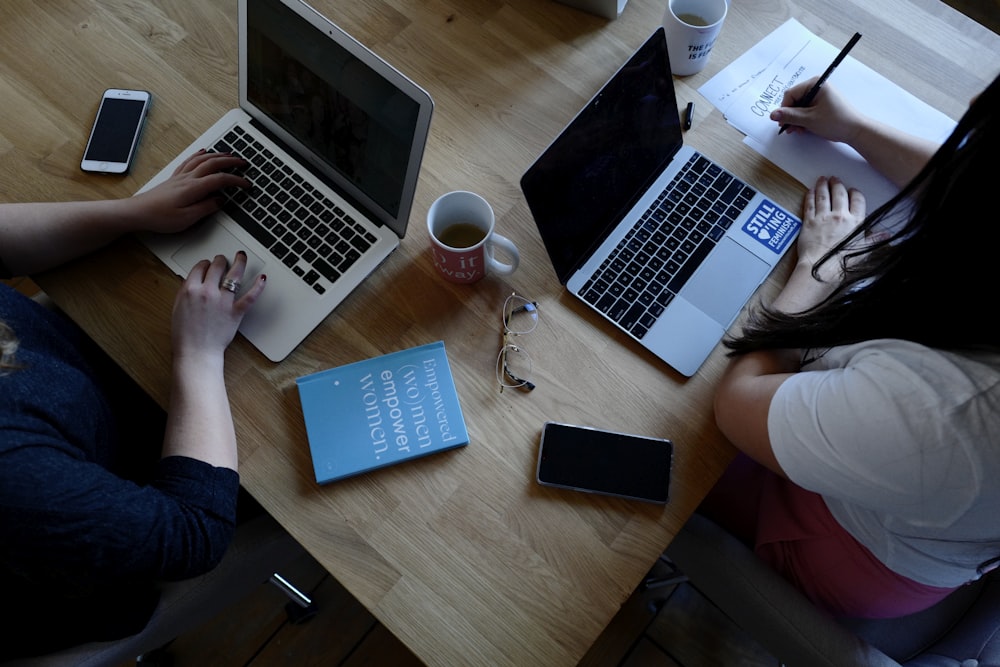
[502,362,535,392]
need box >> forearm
[1,152,251,277]
[847,117,938,189]
[0,199,141,275]
[770,258,840,315]
[163,354,238,471]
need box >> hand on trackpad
[170,222,267,286]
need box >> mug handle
[486,233,519,275]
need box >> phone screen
[536,422,672,503]
[83,96,148,167]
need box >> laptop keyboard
[209,125,377,295]
[580,153,756,340]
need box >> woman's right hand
[770,79,866,145]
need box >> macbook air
[138,0,433,361]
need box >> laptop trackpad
[679,238,770,326]
[171,221,267,282]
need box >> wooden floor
[139,547,779,667]
[6,2,997,666]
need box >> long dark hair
[1,320,20,374]
[726,74,1000,357]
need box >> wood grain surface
[3,0,997,664]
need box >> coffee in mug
[437,222,487,249]
[675,13,709,27]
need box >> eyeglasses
[496,293,538,393]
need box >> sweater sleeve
[0,443,239,586]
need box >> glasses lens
[497,343,533,388]
[503,295,538,335]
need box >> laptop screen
[244,0,426,231]
[520,28,682,284]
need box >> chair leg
[642,555,689,591]
[639,554,690,614]
[135,643,173,666]
[269,572,319,624]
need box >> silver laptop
[138,0,433,362]
[521,28,801,377]
[555,0,628,20]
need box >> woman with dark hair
[1,150,266,657]
[705,74,1000,619]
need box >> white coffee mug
[662,0,728,76]
[427,191,519,284]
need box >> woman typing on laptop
[0,150,266,657]
[703,74,1000,618]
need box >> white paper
[698,19,805,116]
[699,19,957,210]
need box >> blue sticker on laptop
[741,200,801,254]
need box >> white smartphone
[536,421,673,504]
[80,88,151,174]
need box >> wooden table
[3,0,997,664]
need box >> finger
[848,187,866,219]
[172,149,209,176]
[771,107,807,129]
[780,77,819,107]
[170,172,250,219]
[173,149,232,176]
[218,251,250,296]
[234,273,267,314]
[813,176,831,210]
[190,170,250,191]
[184,258,212,285]
[802,185,817,220]
[204,254,230,286]
[828,177,849,212]
[189,153,247,177]
[223,251,248,282]
[173,151,245,180]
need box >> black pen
[683,102,695,131]
[778,32,862,135]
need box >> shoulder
[805,338,1000,370]
[794,339,1000,407]
[769,339,999,515]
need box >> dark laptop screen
[520,29,682,284]
[246,0,420,220]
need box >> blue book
[296,341,469,484]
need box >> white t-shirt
[769,339,1000,587]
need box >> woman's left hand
[767,176,867,315]
[128,150,250,234]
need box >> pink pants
[699,455,956,619]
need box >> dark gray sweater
[0,284,239,658]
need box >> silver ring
[221,278,241,294]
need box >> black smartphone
[536,421,673,504]
[80,88,151,174]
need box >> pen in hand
[778,32,862,135]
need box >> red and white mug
[427,191,519,284]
